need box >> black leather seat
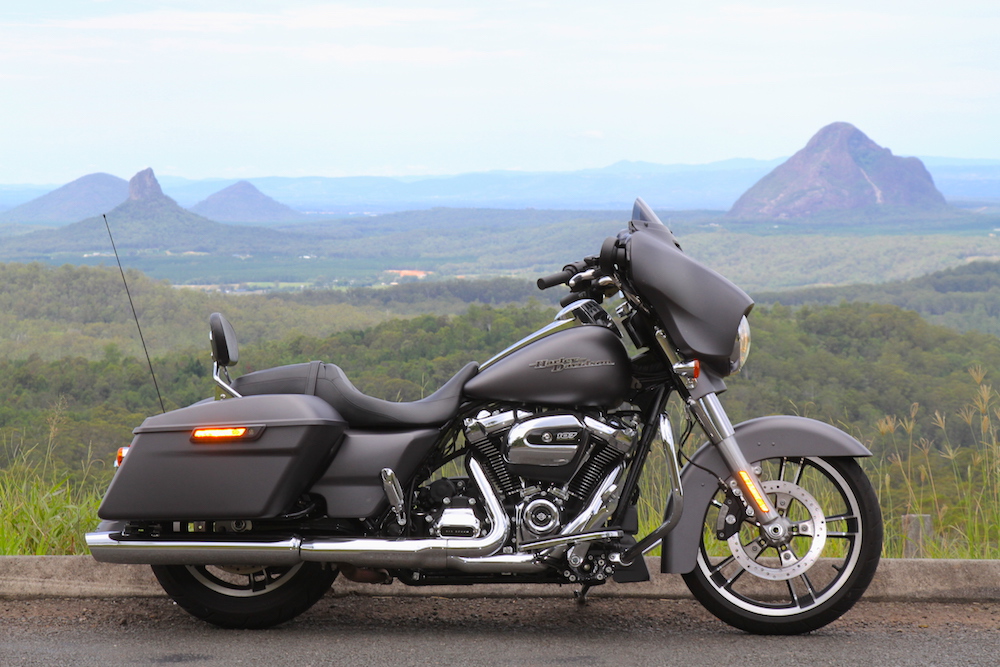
[233,361,479,429]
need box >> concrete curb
[2,556,999,601]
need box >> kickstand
[574,583,594,605]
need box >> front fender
[659,415,871,574]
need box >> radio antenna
[103,214,166,413]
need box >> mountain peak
[129,168,164,201]
[0,172,128,224]
[728,122,948,219]
[189,180,305,223]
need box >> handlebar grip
[537,268,576,290]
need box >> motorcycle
[87,198,882,634]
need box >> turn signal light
[190,425,263,442]
[738,470,771,514]
[114,446,130,468]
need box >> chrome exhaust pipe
[87,459,534,572]
[85,531,303,566]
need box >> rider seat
[233,360,479,429]
[210,311,478,429]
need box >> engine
[459,408,639,544]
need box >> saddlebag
[98,394,346,521]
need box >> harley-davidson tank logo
[529,357,615,373]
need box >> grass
[869,366,1000,558]
[0,407,112,556]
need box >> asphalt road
[1,595,997,666]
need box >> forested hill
[0,263,555,361]
[755,260,1000,336]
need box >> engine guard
[659,415,871,574]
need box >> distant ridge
[728,122,950,219]
[189,180,306,223]
[0,173,128,224]
[0,168,295,257]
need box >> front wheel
[152,562,336,629]
[682,456,881,635]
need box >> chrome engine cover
[507,414,586,468]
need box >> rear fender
[660,415,871,574]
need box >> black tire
[682,456,881,635]
[151,562,336,629]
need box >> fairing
[627,225,754,376]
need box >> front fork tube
[688,394,790,540]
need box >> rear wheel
[151,562,336,629]
[682,456,881,635]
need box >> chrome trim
[446,554,545,574]
[86,532,302,566]
[688,393,735,444]
[381,468,406,527]
[479,318,578,371]
[212,361,242,399]
[583,416,635,454]
[507,415,584,467]
[653,328,684,367]
[431,507,482,538]
[560,463,626,538]
[620,414,685,563]
[519,530,623,552]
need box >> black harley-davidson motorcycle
[87,199,882,634]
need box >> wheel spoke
[826,511,861,540]
[827,532,859,541]
[707,554,735,576]
[786,573,818,608]
[721,564,748,592]
[792,459,805,485]
[785,578,800,606]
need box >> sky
[1,1,998,184]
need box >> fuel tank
[464,325,631,407]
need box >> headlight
[730,316,751,374]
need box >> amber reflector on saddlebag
[190,426,263,442]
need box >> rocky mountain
[728,122,950,219]
[189,180,306,223]
[0,173,128,224]
[0,168,298,258]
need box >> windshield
[629,197,680,250]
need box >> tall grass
[871,367,1000,558]
[0,406,112,555]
